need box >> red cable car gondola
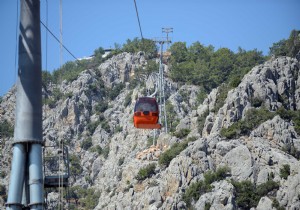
[133,97,161,129]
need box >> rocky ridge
[0,53,299,210]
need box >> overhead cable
[45,0,48,70]
[40,20,78,61]
[133,0,144,40]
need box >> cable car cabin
[133,97,161,129]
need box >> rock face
[205,56,300,135]
[99,52,147,87]
[0,54,300,210]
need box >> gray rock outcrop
[1,54,300,210]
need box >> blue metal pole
[28,144,44,209]
[6,145,26,210]
[6,0,44,209]
[22,159,30,207]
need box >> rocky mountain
[0,52,300,210]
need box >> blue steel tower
[6,0,44,209]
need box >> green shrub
[68,186,81,204]
[115,125,123,133]
[69,154,83,181]
[281,144,300,160]
[179,89,189,103]
[221,108,276,139]
[52,61,87,83]
[87,120,99,134]
[79,188,100,209]
[280,164,290,179]
[87,79,106,97]
[81,137,93,150]
[43,98,56,108]
[122,38,157,58]
[64,92,73,99]
[159,143,185,167]
[42,70,53,86]
[90,145,102,155]
[88,83,98,95]
[294,121,300,135]
[214,84,231,112]
[136,163,156,181]
[0,184,6,196]
[102,146,110,159]
[187,136,197,142]
[108,83,125,100]
[52,88,64,101]
[78,103,84,112]
[196,90,207,106]
[272,199,285,210]
[220,123,241,139]
[124,91,133,107]
[269,30,300,57]
[229,76,241,88]
[232,180,258,209]
[278,94,289,108]
[256,180,279,196]
[276,108,300,135]
[128,78,141,90]
[250,97,264,108]
[95,102,108,113]
[148,180,159,187]
[289,145,300,160]
[169,42,266,93]
[205,202,212,210]
[144,60,159,74]
[43,88,66,108]
[241,108,275,133]
[231,179,281,210]
[0,120,14,138]
[166,101,179,132]
[276,107,293,119]
[0,171,6,178]
[90,145,109,159]
[159,137,196,167]
[182,180,211,207]
[85,175,92,184]
[183,167,229,207]
[93,47,105,64]
[204,166,231,185]
[197,110,209,134]
[174,128,190,139]
[147,137,156,147]
[101,121,111,133]
[98,114,105,122]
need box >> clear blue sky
[1,0,300,96]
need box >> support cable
[43,0,48,206]
[45,0,48,71]
[153,39,171,134]
[59,1,63,208]
[40,21,78,61]
[133,0,144,40]
[59,0,63,67]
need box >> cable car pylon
[6,0,44,209]
[154,38,171,134]
[133,38,170,135]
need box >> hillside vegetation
[0,30,299,209]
